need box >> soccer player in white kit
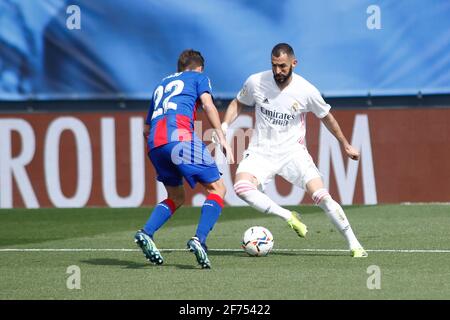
[222,43,367,257]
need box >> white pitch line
[1,248,450,253]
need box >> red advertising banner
[1,108,449,208]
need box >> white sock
[312,188,362,250]
[234,180,292,220]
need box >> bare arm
[223,98,246,127]
[321,112,360,161]
[200,93,226,142]
[200,92,234,163]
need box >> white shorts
[236,146,322,190]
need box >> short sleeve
[197,74,212,97]
[236,76,255,106]
[306,86,331,118]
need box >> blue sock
[143,199,176,237]
[195,194,224,246]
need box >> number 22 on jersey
[151,80,185,120]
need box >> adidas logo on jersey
[263,97,269,104]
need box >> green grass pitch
[1,204,449,300]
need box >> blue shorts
[149,141,221,188]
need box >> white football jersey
[237,70,331,155]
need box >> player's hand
[345,145,360,161]
[212,123,228,142]
[211,130,234,164]
[220,139,235,164]
[221,122,229,137]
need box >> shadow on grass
[80,258,198,270]
[208,251,344,257]
[270,251,345,257]
[80,258,148,269]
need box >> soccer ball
[241,226,274,257]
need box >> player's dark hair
[271,43,295,58]
[177,49,205,72]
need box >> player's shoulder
[161,71,207,82]
[291,73,321,96]
[186,70,210,81]
[252,70,272,81]
[161,71,182,82]
[190,72,212,90]
[245,70,272,85]
[292,73,316,89]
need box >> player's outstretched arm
[200,92,235,164]
[222,98,246,133]
[321,112,360,161]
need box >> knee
[233,180,256,199]
[312,188,340,210]
[311,188,333,206]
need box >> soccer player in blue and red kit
[134,49,233,269]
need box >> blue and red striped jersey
[146,71,212,150]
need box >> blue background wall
[1,0,450,100]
